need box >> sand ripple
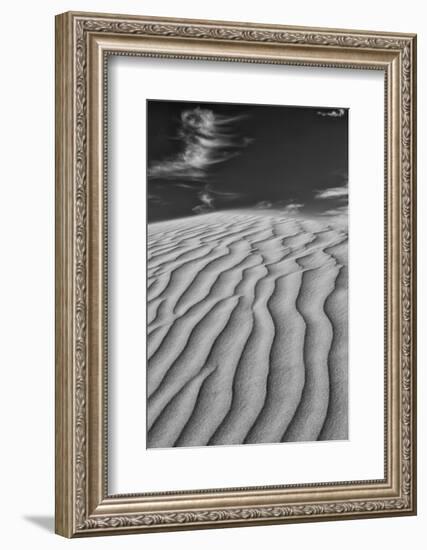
[147,211,348,448]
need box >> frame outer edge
[413,34,417,515]
[54,10,417,537]
[410,34,417,514]
[55,12,75,538]
[62,10,417,40]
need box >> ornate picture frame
[55,11,417,537]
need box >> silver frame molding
[55,11,417,538]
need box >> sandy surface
[146,210,348,448]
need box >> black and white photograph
[146,99,349,449]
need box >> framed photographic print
[55,11,417,537]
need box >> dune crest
[147,210,348,448]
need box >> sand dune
[146,210,348,448]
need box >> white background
[109,59,385,493]
[0,1,424,548]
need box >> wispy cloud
[316,108,346,118]
[191,184,244,215]
[321,206,348,216]
[315,184,348,200]
[255,200,304,215]
[192,190,215,214]
[148,107,251,181]
[198,191,214,208]
[320,205,348,229]
[205,184,243,201]
[282,202,304,215]
[192,204,212,214]
[255,200,273,209]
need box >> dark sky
[147,99,348,223]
